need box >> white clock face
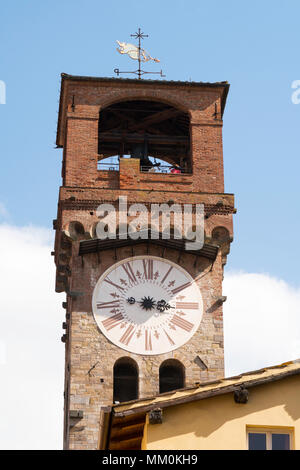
[92,255,203,355]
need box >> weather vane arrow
[114,28,165,79]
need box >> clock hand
[129,297,175,312]
[127,296,157,311]
[156,299,175,313]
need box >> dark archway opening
[98,100,191,173]
[113,357,138,403]
[159,359,185,394]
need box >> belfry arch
[98,99,191,172]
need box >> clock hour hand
[156,300,174,313]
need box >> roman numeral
[161,266,173,285]
[176,302,199,309]
[121,262,137,284]
[163,329,175,346]
[171,281,192,295]
[102,313,124,331]
[119,324,135,346]
[170,314,194,332]
[97,299,120,309]
[104,277,125,292]
[145,330,152,351]
[143,259,153,280]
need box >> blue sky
[1,0,300,284]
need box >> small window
[248,433,267,450]
[247,428,292,450]
[272,433,291,450]
[159,359,185,394]
[113,357,138,403]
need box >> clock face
[92,255,203,355]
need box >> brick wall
[58,78,226,193]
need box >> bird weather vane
[114,28,165,79]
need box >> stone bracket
[69,410,84,429]
[69,410,83,419]
[234,385,249,404]
[148,408,163,424]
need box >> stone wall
[66,243,225,449]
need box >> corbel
[234,385,249,404]
[148,408,163,424]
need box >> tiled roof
[61,73,229,88]
[99,359,300,449]
[112,359,300,417]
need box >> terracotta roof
[60,72,229,89]
[112,359,300,418]
[99,359,300,449]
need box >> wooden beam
[110,422,145,441]
[109,109,137,128]
[112,412,146,427]
[99,132,188,145]
[127,108,182,132]
[109,436,142,450]
[98,407,112,450]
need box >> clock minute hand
[156,299,175,313]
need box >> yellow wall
[146,375,300,450]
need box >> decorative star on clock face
[140,296,156,311]
[92,255,203,355]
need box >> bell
[131,138,149,159]
[131,143,145,159]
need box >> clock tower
[53,73,234,449]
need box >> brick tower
[53,74,234,449]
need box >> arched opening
[98,100,191,173]
[159,359,185,394]
[211,226,230,245]
[66,221,85,240]
[113,357,138,403]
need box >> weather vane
[114,28,165,80]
